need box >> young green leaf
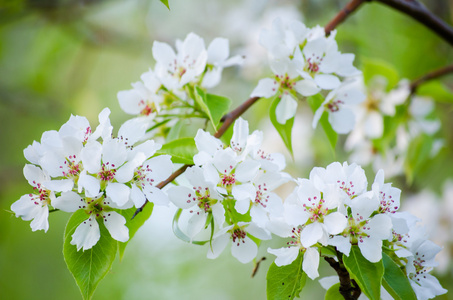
[325,283,343,300]
[118,203,154,260]
[166,120,184,142]
[269,95,295,156]
[307,94,338,150]
[156,137,198,165]
[160,0,170,10]
[342,246,384,300]
[205,93,232,128]
[194,87,231,130]
[266,252,307,300]
[63,210,118,300]
[382,253,417,300]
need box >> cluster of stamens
[139,100,154,116]
[133,165,154,187]
[378,191,398,213]
[30,181,51,206]
[98,162,116,182]
[411,253,429,282]
[188,186,213,213]
[345,213,370,243]
[306,57,322,73]
[220,166,236,187]
[256,149,272,161]
[287,226,303,248]
[302,196,328,222]
[337,180,356,198]
[61,155,82,178]
[273,74,296,93]
[325,99,345,113]
[254,184,269,208]
[83,127,92,143]
[231,227,247,246]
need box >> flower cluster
[346,75,442,177]
[266,162,446,299]
[117,32,243,133]
[168,117,289,263]
[251,18,364,133]
[11,108,173,251]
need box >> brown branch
[410,64,453,93]
[325,0,366,35]
[324,255,361,300]
[325,0,453,47]
[132,96,261,219]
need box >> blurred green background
[1,0,453,299]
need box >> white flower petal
[268,247,299,266]
[250,78,278,98]
[324,212,347,235]
[106,183,130,207]
[207,233,230,259]
[231,236,257,263]
[294,79,321,96]
[102,211,129,242]
[275,94,298,124]
[71,217,100,251]
[168,186,196,209]
[314,74,341,90]
[53,191,84,212]
[303,247,320,280]
[143,186,169,206]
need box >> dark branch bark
[410,64,453,93]
[132,97,261,219]
[325,0,453,46]
[324,255,361,300]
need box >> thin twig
[325,0,366,35]
[410,64,453,93]
[132,97,261,219]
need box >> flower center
[325,99,344,113]
[188,186,217,213]
[231,227,247,246]
[303,196,328,223]
[98,163,116,182]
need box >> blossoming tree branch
[10,0,453,299]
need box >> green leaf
[156,137,197,165]
[159,0,170,10]
[362,58,399,90]
[266,252,307,300]
[382,253,417,300]
[416,81,453,104]
[205,93,232,128]
[269,95,294,156]
[118,203,154,260]
[325,283,343,300]
[63,210,118,300]
[404,134,434,184]
[166,120,184,142]
[342,246,384,300]
[194,87,231,130]
[307,94,337,150]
